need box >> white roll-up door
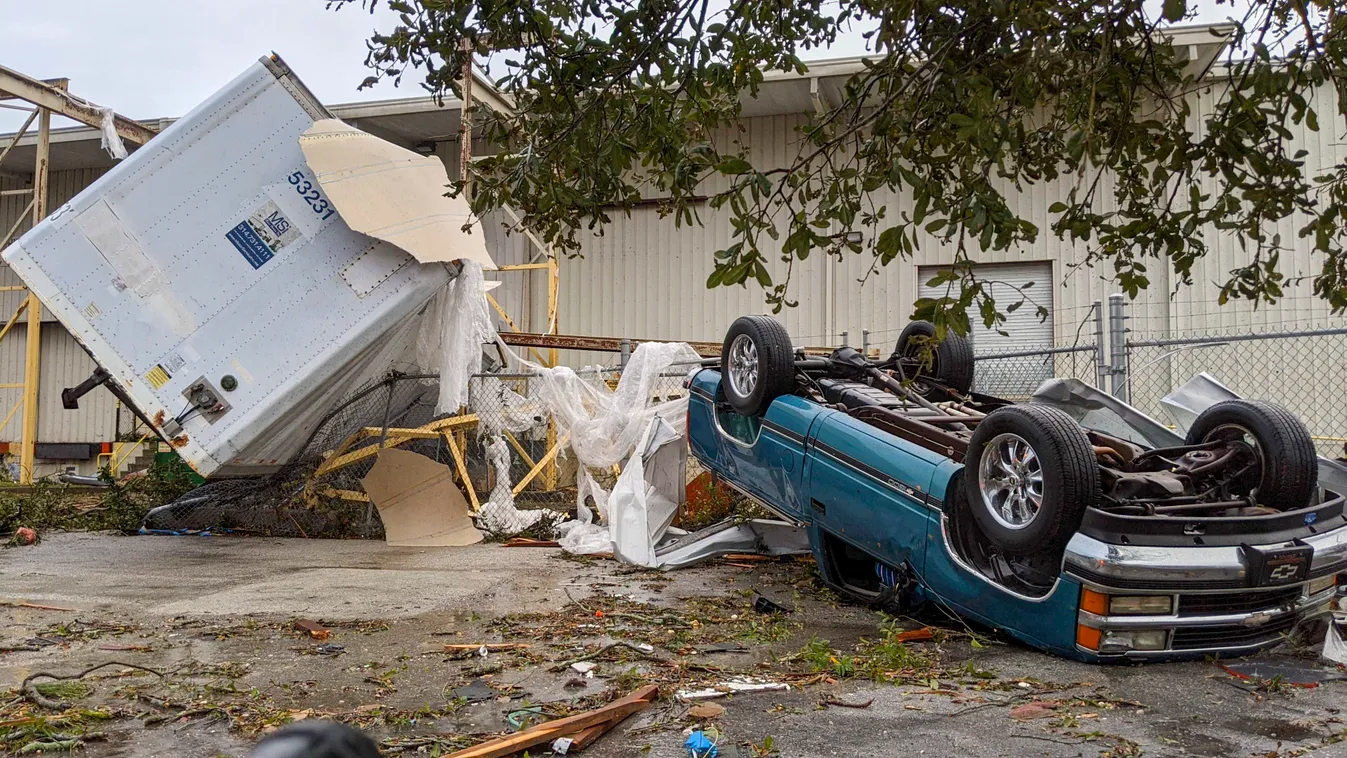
[918,261,1054,396]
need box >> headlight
[1099,629,1168,652]
[1109,596,1174,615]
[1307,575,1336,596]
[1080,589,1173,616]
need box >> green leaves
[346,0,1347,329]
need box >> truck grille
[1170,614,1296,650]
[1176,588,1300,617]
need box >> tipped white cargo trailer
[2,55,492,477]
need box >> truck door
[689,378,819,521]
[803,412,946,572]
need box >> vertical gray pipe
[1093,300,1108,390]
[1108,294,1129,402]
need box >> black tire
[1185,400,1318,510]
[965,404,1099,556]
[721,315,796,417]
[248,720,381,758]
[894,320,975,395]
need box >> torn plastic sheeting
[610,417,685,567]
[477,435,548,534]
[99,107,129,160]
[417,262,498,414]
[1325,615,1347,666]
[299,119,495,270]
[523,340,701,470]
[471,376,548,436]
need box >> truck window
[716,405,762,445]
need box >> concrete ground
[1,533,1345,757]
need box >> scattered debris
[293,619,332,640]
[10,527,37,546]
[698,643,749,654]
[96,643,153,652]
[685,730,719,757]
[751,593,791,615]
[22,661,163,710]
[507,706,545,729]
[550,640,668,672]
[820,696,874,709]
[0,601,77,612]
[571,661,598,677]
[452,679,497,703]
[676,679,791,701]
[443,684,658,757]
[503,538,560,548]
[895,627,936,643]
[314,643,346,657]
[444,643,532,652]
[1009,701,1060,721]
[1221,660,1347,687]
[688,702,727,719]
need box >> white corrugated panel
[918,262,1055,354]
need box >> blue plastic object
[685,731,718,758]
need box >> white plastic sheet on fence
[497,339,701,551]
[526,340,701,469]
[418,262,498,414]
[477,435,548,534]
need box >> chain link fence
[967,302,1347,458]
[1125,327,1347,458]
[971,344,1100,400]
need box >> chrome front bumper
[1063,529,1347,658]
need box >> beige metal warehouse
[2,36,1345,476]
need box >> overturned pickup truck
[688,315,1347,662]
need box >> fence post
[861,329,870,357]
[1093,300,1108,390]
[840,330,848,347]
[619,339,631,371]
[1107,294,1129,402]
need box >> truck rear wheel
[721,316,796,417]
[965,404,1098,556]
[894,320,974,395]
[1185,400,1318,510]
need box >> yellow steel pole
[18,107,49,483]
[543,256,559,490]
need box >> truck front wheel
[965,405,1098,556]
[721,316,796,417]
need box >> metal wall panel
[553,82,1345,366]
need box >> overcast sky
[0,0,1245,133]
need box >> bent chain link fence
[971,344,1100,400]
[972,323,1347,458]
[1124,327,1347,458]
[144,365,700,539]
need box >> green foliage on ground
[0,456,199,536]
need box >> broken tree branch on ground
[21,661,165,710]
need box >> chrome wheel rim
[978,433,1044,530]
[727,334,759,398]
